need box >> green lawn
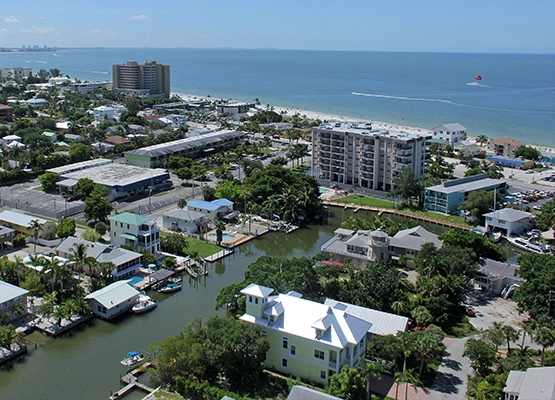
[334,195,395,209]
[402,209,469,225]
[184,237,222,258]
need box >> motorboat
[132,294,157,313]
[120,351,144,367]
[489,231,503,243]
[158,282,182,293]
[505,236,553,255]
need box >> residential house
[85,280,140,319]
[473,258,522,296]
[56,236,143,279]
[454,140,482,157]
[324,299,409,337]
[2,134,21,145]
[109,212,160,254]
[0,281,28,323]
[162,208,206,234]
[488,138,524,157]
[105,135,131,146]
[320,226,442,267]
[216,102,255,116]
[24,98,47,109]
[484,208,535,237]
[504,366,555,400]
[64,133,84,143]
[0,104,13,122]
[43,131,58,144]
[0,226,14,250]
[0,210,56,240]
[186,199,234,220]
[93,105,117,121]
[287,386,342,400]
[424,174,507,214]
[432,123,467,145]
[240,284,371,385]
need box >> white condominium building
[312,121,430,191]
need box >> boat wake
[352,91,554,114]
[76,69,110,75]
[466,82,491,87]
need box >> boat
[120,351,144,367]
[505,236,553,255]
[132,295,157,313]
[491,232,503,243]
[158,282,182,293]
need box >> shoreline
[173,92,555,154]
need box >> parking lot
[463,291,529,331]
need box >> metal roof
[125,130,246,158]
[426,174,505,194]
[324,299,409,336]
[0,210,49,227]
[84,280,139,308]
[110,212,155,226]
[0,281,29,303]
[484,208,532,222]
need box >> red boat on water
[475,75,482,81]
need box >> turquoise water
[2,49,553,146]
[209,233,235,239]
[127,276,144,286]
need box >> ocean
[1,48,554,147]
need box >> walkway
[427,338,471,400]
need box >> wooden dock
[204,248,233,263]
[109,362,157,400]
[322,201,472,231]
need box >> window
[320,370,326,380]
[314,349,325,360]
[282,337,288,349]
[249,295,252,302]
[120,222,123,228]
[255,297,259,304]
[282,358,288,368]
[291,345,296,355]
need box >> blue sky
[1,1,554,53]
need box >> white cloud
[20,26,54,35]
[5,16,20,23]
[130,14,150,21]
[34,16,46,21]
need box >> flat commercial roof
[60,164,168,188]
[427,174,505,194]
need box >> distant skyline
[1,1,554,53]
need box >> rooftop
[0,210,49,227]
[84,280,139,308]
[0,281,29,303]
[187,198,233,211]
[433,123,467,132]
[163,208,205,221]
[504,367,555,400]
[426,174,505,194]
[110,212,156,226]
[316,120,431,142]
[484,208,533,222]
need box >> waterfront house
[162,208,205,233]
[109,212,160,254]
[56,236,143,279]
[484,208,535,237]
[504,366,555,400]
[239,284,371,385]
[0,210,56,240]
[186,198,234,220]
[0,281,28,323]
[85,280,140,320]
[424,174,506,214]
[488,138,524,157]
[432,123,467,145]
[321,226,441,267]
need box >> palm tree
[177,198,187,209]
[359,358,384,400]
[411,306,432,328]
[28,219,43,253]
[68,242,96,281]
[394,369,418,400]
[39,291,58,321]
[476,134,488,147]
[501,324,520,354]
[13,255,24,286]
[0,324,23,350]
[392,300,405,315]
[533,326,555,366]
[214,220,226,246]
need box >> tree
[533,326,555,366]
[201,185,216,202]
[68,242,96,280]
[83,184,113,222]
[76,178,95,199]
[160,232,188,255]
[464,337,497,377]
[439,228,506,262]
[394,369,419,400]
[94,221,108,235]
[214,220,227,246]
[214,165,234,181]
[409,325,445,377]
[476,135,488,147]
[82,227,101,242]
[411,306,433,328]
[500,324,520,354]
[68,142,94,163]
[388,167,424,206]
[56,218,76,239]
[327,365,366,400]
[0,325,22,349]
[359,359,384,400]
[513,145,542,161]
[459,190,499,225]
[536,198,555,231]
[38,172,60,192]
[28,219,43,253]
[483,322,505,352]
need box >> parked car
[65,195,76,202]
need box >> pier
[109,363,157,400]
[322,201,472,231]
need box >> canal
[0,207,522,399]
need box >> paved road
[428,338,471,400]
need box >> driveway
[428,338,471,400]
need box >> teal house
[109,212,160,254]
[424,174,506,214]
[239,284,371,385]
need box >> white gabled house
[239,283,371,385]
[85,280,140,319]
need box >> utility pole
[548,290,555,317]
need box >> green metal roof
[120,233,138,240]
[110,212,152,226]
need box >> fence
[1,199,84,220]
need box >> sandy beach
[173,92,554,153]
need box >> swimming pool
[127,276,144,286]
[209,233,236,239]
